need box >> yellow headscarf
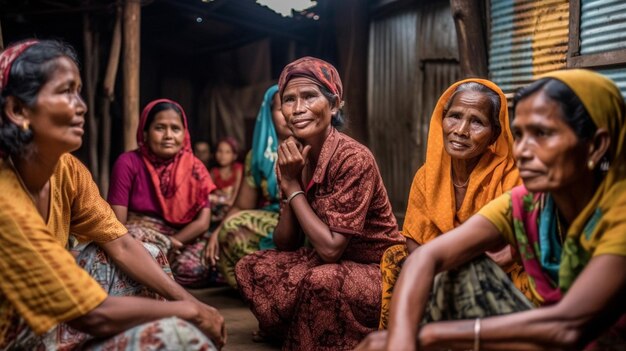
[540,69,626,290]
[403,78,520,243]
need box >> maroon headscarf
[138,98,215,226]
[278,56,343,101]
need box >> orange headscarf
[138,99,215,226]
[402,78,520,243]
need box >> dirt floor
[189,287,281,351]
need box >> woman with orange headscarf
[108,99,216,288]
[379,79,529,328]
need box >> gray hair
[443,82,502,143]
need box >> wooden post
[0,19,4,50]
[450,0,488,78]
[83,11,100,181]
[99,5,122,195]
[123,0,141,151]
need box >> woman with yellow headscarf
[357,69,626,350]
[379,78,528,328]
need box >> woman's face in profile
[25,56,87,155]
[442,90,494,162]
[512,90,589,193]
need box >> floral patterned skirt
[7,243,216,351]
[126,212,217,288]
[235,247,382,351]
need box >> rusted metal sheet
[368,1,459,221]
[580,0,626,55]
[489,0,569,94]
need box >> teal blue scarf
[251,85,280,212]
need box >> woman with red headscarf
[235,57,405,350]
[108,99,216,288]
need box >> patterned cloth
[379,78,526,328]
[278,56,343,100]
[5,243,216,350]
[126,212,217,288]
[236,129,404,351]
[422,257,533,323]
[136,99,216,226]
[217,209,279,288]
[0,154,127,346]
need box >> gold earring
[587,160,595,170]
[22,120,30,131]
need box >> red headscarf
[0,40,40,158]
[278,56,343,101]
[0,40,39,91]
[137,99,215,226]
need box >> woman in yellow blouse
[357,70,626,350]
[0,40,225,349]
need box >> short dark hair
[143,102,184,132]
[0,40,79,157]
[443,82,502,143]
[319,85,347,130]
[513,78,597,141]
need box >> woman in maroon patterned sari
[235,57,405,351]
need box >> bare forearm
[273,202,303,250]
[387,250,437,351]
[421,308,577,351]
[173,220,208,244]
[289,194,335,248]
[102,235,196,302]
[69,296,197,337]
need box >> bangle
[473,318,481,351]
[286,190,305,205]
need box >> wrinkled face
[512,91,588,193]
[194,142,211,165]
[25,56,87,155]
[146,109,185,160]
[281,78,336,141]
[271,93,291,140]
[215,141,237,167]
[442,91,495,161]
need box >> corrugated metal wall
[489,0,569,94]
[580,0,626,55]
[368,1,459,221]
[580,0,626,98]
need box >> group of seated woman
[1,38,625,351]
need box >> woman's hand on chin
[278,136,310,194]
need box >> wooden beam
[83,11,100,180]
[450,0,488,78]
[123,0,141,151]
[99,5,123,195]
[0,19,4,51]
